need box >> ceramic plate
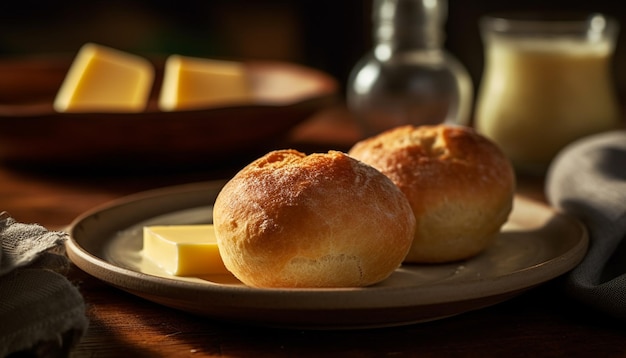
[66,180,588,329]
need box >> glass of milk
[474,14,621,175]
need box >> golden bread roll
[213,149,415,288]
[349,125,515,263]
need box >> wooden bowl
[0,56,338,169]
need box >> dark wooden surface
[2,107,625,357]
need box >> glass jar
[347,0,473,136]
[474,13,621,175]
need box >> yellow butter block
[158,55,251,111]
[54,43,154,112]
[142,224,229,276]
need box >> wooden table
[2,107,625,357]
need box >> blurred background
[0,0,625,103]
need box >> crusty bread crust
[213,149,415,288]
[349,125,516,263]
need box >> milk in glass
[474,15,620,174]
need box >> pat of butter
[54,43,154,112]
[142,224,229,276]
[158,55,251,111]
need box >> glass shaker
[347,0,473,136]
[474,14,621,175]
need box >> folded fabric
[0,213,88,357]
[546,130,626,319]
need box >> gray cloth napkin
[546,130,626,319]
[0,212,88,357]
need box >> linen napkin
[0,212,88,357]
[546,130,626,320]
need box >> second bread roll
[349,125,516,263]
[213,149,416,288]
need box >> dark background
[1,0,625,101]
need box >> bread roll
[213,149,415,288]
[349,125,515,263]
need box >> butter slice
[143,225,229,276]
[159,55,251,111]
[54,43,154,112]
